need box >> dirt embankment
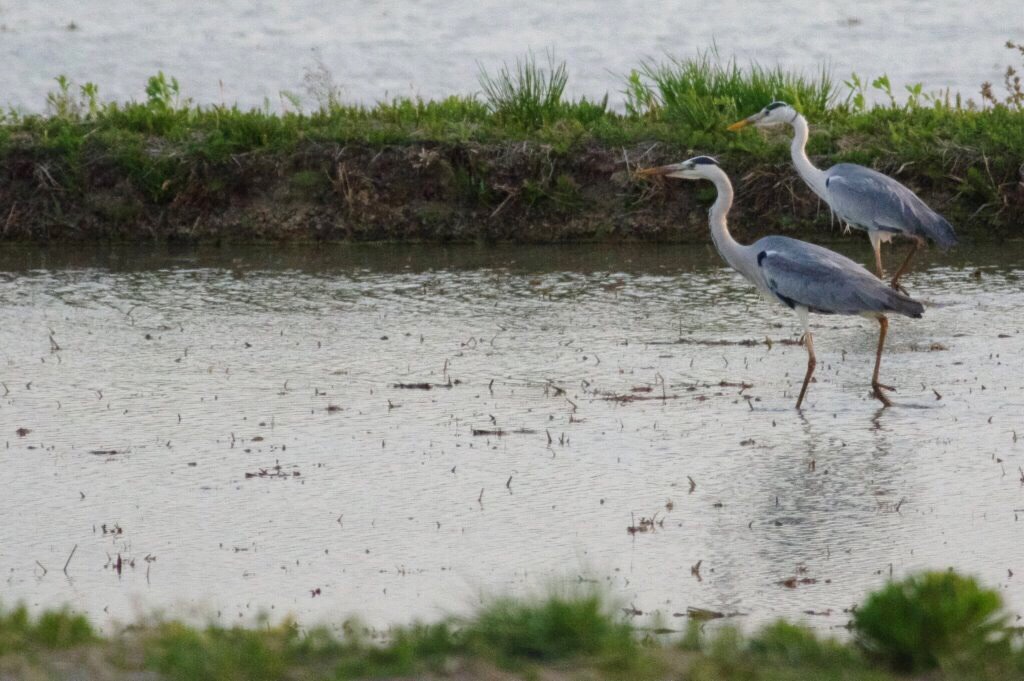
[0,141,1020,243]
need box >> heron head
[727,101,796,131]
[635,155,720,181]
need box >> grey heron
[637,156,924,408]
[728,102,957,291]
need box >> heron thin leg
[871,316,894,407]
[795,331,816,410]
[889,240,921,293]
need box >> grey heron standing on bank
[637,156,924,408]
[728,102,957,292]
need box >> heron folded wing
[757,241,923,318]
[825,164,957,247]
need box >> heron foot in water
[871,381,895,407]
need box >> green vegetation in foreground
[0,605,94,655]
[0,44,1021,241]
[854,571,1012,673]
[3,572,1024,680]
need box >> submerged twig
[63,544,78,575]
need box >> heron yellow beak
[634,164,677,178]
[727,117,752,131]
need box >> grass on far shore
[0,42,1020,241]
[4,42,1022,157]
[2,572,1024,680]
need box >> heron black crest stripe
[691,156,719,166]
[766,101,787,111]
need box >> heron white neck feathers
[786,113,829,201]
[703,166,756,282]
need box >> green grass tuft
[463,590,637,669]
[625,46,837,129]
[144,620,296,681]
[333,622,459,679]
[478,51,571,129]
[749,620,868,670]
[853,571,1010,673]
[0,604,94,654]
[687,623,895,681]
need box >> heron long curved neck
[704,168,747,273]
[789,114,828,199]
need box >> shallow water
[0,1,1016,112]
[1,243,1023,634]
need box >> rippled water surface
[0,1,1017,111]
[1,243,1023,633]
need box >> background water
[1,243,1022,634]
[0,0,1017,112]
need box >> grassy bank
[1,46,1022,243]
[1,572,1022,680]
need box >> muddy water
[1,243,1023,634]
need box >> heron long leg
[795,331,816,410]
[889,239,922,293]
[871,316,894,407]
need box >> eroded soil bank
[1,140,1020,243]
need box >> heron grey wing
[755,238,924,318]
[824,164,957,247]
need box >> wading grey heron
[728,102,957,291]
[637,156,924,409]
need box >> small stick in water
[63,544,78,575]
